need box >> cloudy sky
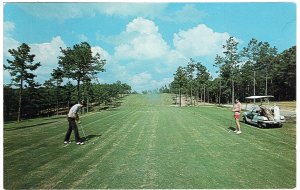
[3,2,296,92]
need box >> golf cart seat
[259,106,274,121]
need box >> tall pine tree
[5,43,41,122]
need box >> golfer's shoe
[236,131,242,134]
[233,130,237,133]
[76,142,85,145]
[64,141,71,144]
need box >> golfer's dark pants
[64,117,81,142]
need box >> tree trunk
[200,91,203,103]
[77,79,80,102]
[87,98,89,113]
[207,89,210,103]
[179,87,182,107]
[232,78,235,105]
[253,70,256,103]
[265,71,268,96]
[48,90,51,117]
[56,82,59,115]
[196,91,199,105]
[190,86,193,106]
[17,79,23,122]
[203,85,206,103]
[219,78,221,105]
[56,100,59,115]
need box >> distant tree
[5,43,41,122]
[213,54,224,104]
[273,46,296,100]
[240,38,261,98]
[23,81,41,119]
[195,62,210,103]
[64,81,75,109]
[51,67,64,115]
[4,85,18,120]
[172,66,188,107]
[43,79,55,116]
[239,61,256,97]
[256,42,277,96]
[159,85,170,94]
[222,36,240,104]
[121,83,132,94]
[207,78,220,103]
[186,58,196,105]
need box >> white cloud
[130,72,152,85]
[4,35,67,84]
[150,77,173,88]
[128,72,173,92]
[126,17,158,34]
[4,36,20,58]
[30,36,67,83]
[130,75,173,92]
[173,24,230,57]
[18,3,88,21]
[114,17,169,60]
[3,22,19,84]
[95,3,167,18]
[161,4,206,23]
[17,3,167,22]
[4,21,15,34]
[4,21,20,59]
[3,12,234,92]
[17,3,206,25]
[91,46,111,62]
[164,49,187,66]
[104,19,234,92]
[31,36,66,68]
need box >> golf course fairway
[4,94,296,189]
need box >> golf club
[79,123,88,143]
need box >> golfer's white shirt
[68,104,81,118]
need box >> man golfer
[232,98,242,134]
[64,101,86,145]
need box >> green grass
[275,101,296,109]
[4,94,296,189]
[258,101,296,110]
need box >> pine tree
[5,43,41,122]
[58,42,106,102]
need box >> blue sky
[3,2,296,92]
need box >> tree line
[167,37,296,106]
[4,42,131,122]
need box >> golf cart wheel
[243,117,247,124]
[258,122,264,128]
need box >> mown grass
[252,100,296,110]
[3,94,296,189]
[275,101,296,109]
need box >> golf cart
[242,96,286,128]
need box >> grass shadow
[83,134,102,141]
[242,122,283,129]
[4,121,58,131]
[43,116,66,121]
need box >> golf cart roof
[245,95,274,100]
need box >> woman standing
[232,98,242,134]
